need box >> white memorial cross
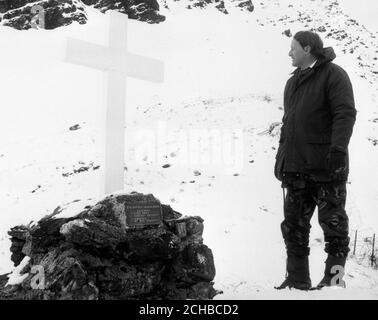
[65,11,164,194]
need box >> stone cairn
[0,193,219,300]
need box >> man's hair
[293,31,324,58]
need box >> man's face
[289,39,309,67]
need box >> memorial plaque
[125,201,163,229]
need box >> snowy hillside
[1,0,378,299]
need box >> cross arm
[65,38,113,71]
[124,53,164,83]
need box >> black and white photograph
[0,0,378,307]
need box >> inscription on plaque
[125,201,163,228]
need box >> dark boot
[275,255,311,290]
[312,255,346,290]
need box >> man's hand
[326,148,347,179]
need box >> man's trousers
[281,179,350,258]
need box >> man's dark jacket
[274,47,356,182]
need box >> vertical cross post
[104,12,128,194]
[65,11,164,194]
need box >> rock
[0,0,164,30]
[82,0,165,23]
[0,192,219,300]
[215,1,228,14]
[1,0,87,30]
[186,0,227,14]
[185,0,253,14]
[0,0,255,30]
[8,225,30,266]
[283,29,292,37]
[232,0,254,12]
[69,124,81,131]
[171,243,216,284]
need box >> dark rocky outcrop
[233,0,254,12]
[82,0,165,23]
[0,192,219,300]
[185,0,254,14]
[0,0,254,30]
[1,0,87,30]
[0,0,164,29]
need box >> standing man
[274,31,356,290]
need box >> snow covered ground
[339,0,378,33]
[1,0,378,299]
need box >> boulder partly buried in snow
[0,192,218,300]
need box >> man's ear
[303,45,312,54]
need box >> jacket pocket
[274,144,285,181]
[305,139,331,170]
